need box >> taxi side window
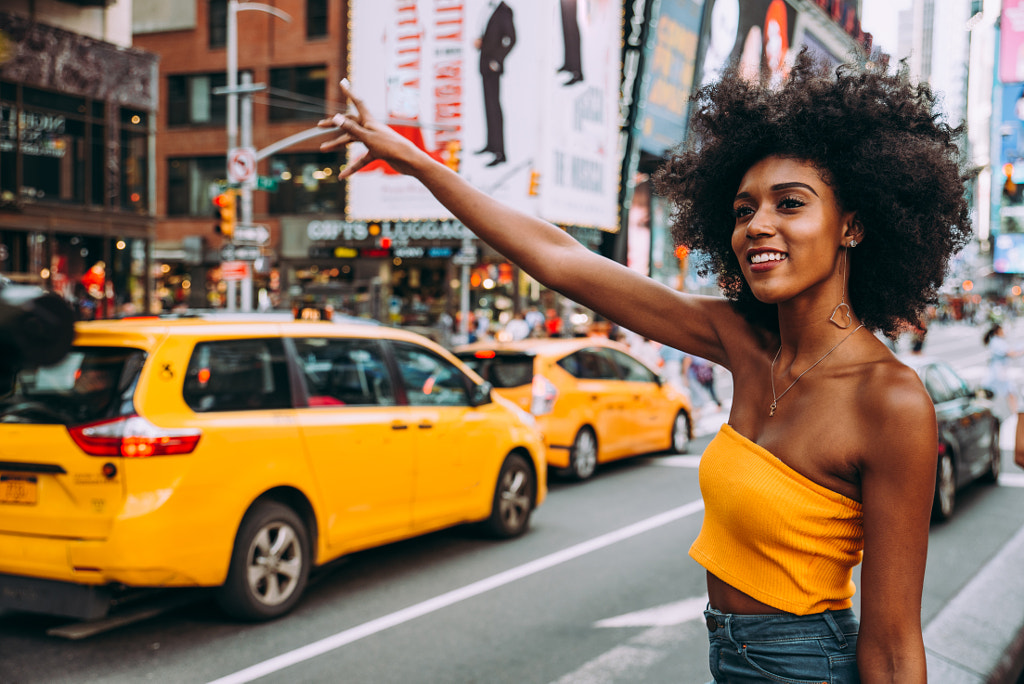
[183,339,292,412]
[391,342,470,407]
[605,348,657,383]
[293,337,395,407]
[559,349,618,380]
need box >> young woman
[318,52,970,682]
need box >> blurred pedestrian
[658,343,688,395]
[984,323,1021,420]
[688,355,722,409]
[504,312,530,341]
[318,49,970,681]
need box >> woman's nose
[745,209,775,238]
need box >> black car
[902,356,1002,521]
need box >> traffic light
[444,140,461,172]
[213,190,237,239]
[528,170,540,196]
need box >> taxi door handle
[391,422,409,430]
[418,423,434,430]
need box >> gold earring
[829,247,853,329]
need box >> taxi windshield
[0,347,145,425]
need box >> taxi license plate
[0,474,38,505]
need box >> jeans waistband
[704,607,857,648]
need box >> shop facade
[0,13,157,318]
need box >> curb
[924,522,1024,683]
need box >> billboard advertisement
[698,0,798,88]
[637,0,704,156]
[538,0,622,230]
[1001,0,1024,84]
[348,0,620,231]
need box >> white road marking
[650,455,701,468]
[594,595,708,628]
[205,499,705,684]
[1000,473,1024,487]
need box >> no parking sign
[227,147,257,184]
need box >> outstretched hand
[317,80,429,178]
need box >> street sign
[227,147,257,184]
[233,224,270,244]
[220,244,261,262]
[452,245,477,265]
[220,260,250,281]
[256,176,279,192]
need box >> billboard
[348,0,621,231]
[637,0,704,156]
[1001,0,1024,84]
[698,0,798,88]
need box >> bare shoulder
[853,353,937,469]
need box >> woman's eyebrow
[734,181,820,202]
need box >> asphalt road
[1,320,1023,684]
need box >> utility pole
[215,0,291,311]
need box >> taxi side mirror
[470,381,493,407]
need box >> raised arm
[318,81,742,366]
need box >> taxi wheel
[931,449,956,522]
[568,427,598,481]
[217,501,310,621]
[981,420,1001,484]
[670,411,691,454]
[485,453,535,538]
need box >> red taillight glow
[474,350,496,359]
[530,375,558,416]
[69,415,202,458]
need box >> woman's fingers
[319,132,354,152]
[339,79,371,124]
[337,151,373,179]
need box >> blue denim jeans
[704,607,860,683]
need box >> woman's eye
[779,196,805,209]
[733,205,753,219]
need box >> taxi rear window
[455,353,534,388]
[0,347,145,425]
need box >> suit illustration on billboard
[559,0,584,85]
[475,0,516,167]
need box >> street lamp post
[218,0,291,311]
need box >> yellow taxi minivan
[0,319,545,621]
[455,337,692,481]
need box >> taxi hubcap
[247,522,302,606]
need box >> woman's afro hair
[653,50,972,338]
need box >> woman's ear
[843,218,864,248]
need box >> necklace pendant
[769,400,777,417]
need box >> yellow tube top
[689,424,864,615]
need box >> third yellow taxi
[454,336,693,481]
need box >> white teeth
[750,252,786,264]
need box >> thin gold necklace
[769,324,864,417]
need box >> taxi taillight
[68,415,202,457]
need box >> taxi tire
[217,501,311,621]
[671,410,691,454]
[981,419,1001,484]
[484,453,535,539]
[568,427,598,481]
[932,449,956,523]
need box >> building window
[209,0,227,49]
[166,156,227,217]
[168,72,236,127]
[307,0,328,38]
[120,108,149,213]
[268,66,327,122]
[267,152,345,215]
